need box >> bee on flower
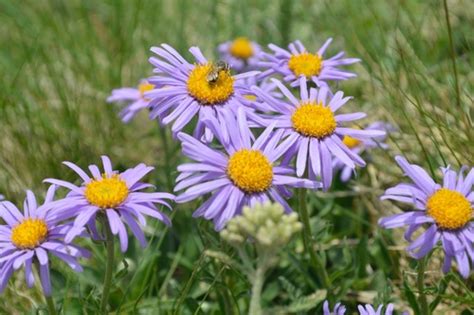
[379,156,474,278]
[107,79,156,123]
[259,38,360,87]
[145,44,263,142]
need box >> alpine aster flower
[379,156,474,278]
[323,300,397,315]
[322,300,346,314]
[146,44,263,142]
[0,187,90,295]
[107,80,155,123]
[334,122,392,182]
[218,37,262,72]
[259,38,360,87]
[251,78,385,190]
[174,108,320,230]
[44,156,174,252]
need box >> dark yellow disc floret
[426,188,472,230]
[230,37,254,59]
[11,219,48,249]
[291,102,337,139]
[84,174,129,209]
[227,149,273,194]
[288,53,323,77]
[342,135,361,148]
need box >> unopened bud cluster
[220,202,302,248]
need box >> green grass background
[0,0,472,314]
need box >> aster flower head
[251,78,385,190]
[334,122,393,182]
[44,156,174,252]
[218,37,262,72]
[107,79,155,123]
[174,108,320,230]
[379,156,474,278]
[0,187,90,296]
[259,38,360,87]
[323,300,399,315]
[146,44,262,142]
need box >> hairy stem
[298,188,331,288]
[100,215,115,314]
[249,261,266,315]
[45,294,57,315]
[417,258,430,315]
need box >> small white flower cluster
[220,202,302,248]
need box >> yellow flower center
[230,37,254,59]
[11,219,48,249]
[291,102,336,138]
[84,174,129,209]
[138,82,154,97]
[288,53,323,77]
[187,63,234,105]
[426,188,472,230]
[342,135,361,148]
[227,149,273,194]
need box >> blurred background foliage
[0,0,472,313]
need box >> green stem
[100,215,115,314]
[34,262,58,315]
[417,258,430,315]
[298,188,331,288]
[159,125,173,191]
[249,261,266,315]
[45,295,58,315]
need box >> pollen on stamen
[426,188,472,230]
[227,149,273,194]
[11,219,48,249]
[187,63,234,105]
[288,52,323,77]
[291,102,337,139]
[84,174,129,209]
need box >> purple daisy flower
[323,300,346,315]
[107,80,155,123]
[258,38,360,87]
[379,156,474,278]
[334,122,393,182]
[146,44,262,142]
[44,156,174,252]
[174,108,320,230]
[218,37,262,72]
[323,300,399,315]
[0,187,90,296]
[251,78,385,190]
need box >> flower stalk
[417,258,430,315]
[298,188,331,288]
[100,215,115,314]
